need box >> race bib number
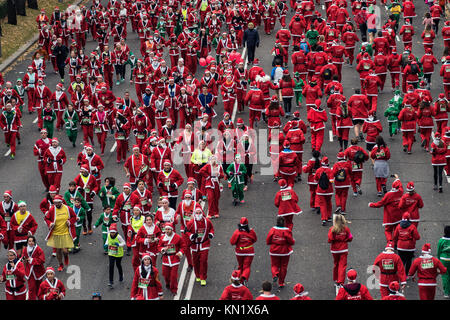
[138,277,150,289]
[184,215,192,221]
[141,199,148,206]
[108,245,118,255]
[137,134,145,139]
[4,216,10,222]
[166,244,176,254]
[421,258,434,269]
[5,272,15,281]
[425,34,431,38]
[382,259,395,270]
[352,162,361,170]
[281,191,292,201]
[197,228,205,238]
[117,134,126,140]
[94,128,102,134]
[123,204,131,211]
[364,64,370,70]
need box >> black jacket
[53,45,69,66]
[243,29,260,48]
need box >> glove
[368,203,372,207]
[191,233,198,240]
[90,192,95,198]
[208,233,214,239]
[103,244,108,250]
[133,129,137,135]
[158,182,163,188]
[47,158,52,164]
[170,183,177,189]
[58,159,63,165]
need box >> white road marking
[184,270,196,300]
[329,130,333,142]
[322,5,325,10]
[110,141,117,153]
[4,149,11,156]
[33,117,38,124]
[174,259,188,300]
[232,46,247,123]
[396,35,400,42]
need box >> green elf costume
[384,102,400,136]
[305,28,319,48]
[94,208,113,254]
[226,154,247,205]
[42,104,56,139]
[72,200,86,252]
[125,52,137,83]
[156,17,167,39]
[359,42,373,57]
[293,72,304,106]
[98,184,120,209]
[64,187,90,212]
[14,79,25,113]
[63,106,79,147]
[389,90,403,128]
[437,231,450,298]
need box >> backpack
[300,41,310,54]
[341,104,349,118]
[354,150,365,164]
[318,171,330,190]
[323,68,332,80]
[334,168,347,182]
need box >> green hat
[294,72,300,77]
[16,78,22,82]
[18,200,26,207]
[394,89,401,95]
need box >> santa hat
[253,59,259,65]
[347,269,357,282]
[3,190,12,198]
[402,212,410,221]
[315,99,321,108]
[236,118,244,125]
[385,241,395,251]
[187,177,197,185]
[49,185,58,193]
[45,267,56,275]
[321,156,329,166]
[239,217,248,226]
[184,190,193,198]
[278,179,288,189]
[435,132,441,138]
[283,69,289,75]
[391,179,402,191]
[8,249,17,257]
[283,140,290,148]
[406,181,415,192]
[337,152,345,160]
[132,145,140,151]
[163,159,172,166]
[293,283,305,295]
[422,243,432,255]
[52,137,59,144]
[389,281,400,293]
[158,94,165,99]
[133,205,142,213]
[164,223,174,230]
[123,183,131,189]
[231,270,241,281]
[293,111,300,118]
[53,195,64,202]
[80,164,90,172]
[40,128,48,134]
[271,95,278,102]
[56,83,64,90]
[109,223,118,233]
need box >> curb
[0,0,84,73]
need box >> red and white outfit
[1,258,27,300]
[266,225,295,287]
[23,244,46,300]
[229,222,257,282]
[158,230,183,294]
[199,163,224,218]
[43,143,66,192]
[328,225,352,285]
[274,185,302,231]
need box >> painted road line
[184,270,196,300]
[33,117,38,124]
[4,149,11,157]
[232,46,247,123]
[174,258,188,300]
[110,141,117,153]
[329,130,333,142]
[396,35,400,42]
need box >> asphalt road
[0,0,448,300]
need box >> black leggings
[109,256,123,283]
[57,64,65,80]
[397,250,414,275]
[169,197,178,210]
[434,165,444,187]
[244,164,253,185]
[83,204,93,230]
[114,64,125,79]
[424,73,432,85]
[283,97,292,114]
[433,19,440,34]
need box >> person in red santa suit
[23,66,38,114]
[290,283,312,300]
[416,98,435,152]
[344,138,369,196]
[245,82,265,129]
[356,53,374,94]
[347,89,370,141]
[130,254,164,300]
[335,102,353,152]
[398,181,423,229]
[112,109,131,164]
[408,243,447,300]
[266,216,295,289]
[50,83,69,131]
[393,212,421,275]
[433,94,449,135]
[221,74,238,116]
[328,213,353,288]
[176,191,201,272]
[73,164,99,234]
[153,94,170,132]
[43,138,66,192]
[177,87,196,129]
[274,179,302,231]
[133,60,148,104]
[307,99,328,152]
[332,152,352,214]
[278,140,300,187]
[382,281,406,300]
[289,10,306,46]
[443,127,450,175]
[157,223,183,296]
[0,249,27,300]
[185,207,214,286]
[131,107,150,152]
[200,155,224,219]
[255,280,280,300]
[370,136,391,196]
[229,217,257,286]
[335,269,373,300]
[37,267,65,300]
[373,241,407,298]
[91,104,109,155]
[0,103,22,161]
[325,86,345,138]
[314,156,335,226]
[22,235,46,300]
[136,214,161,267]
[131,180,152,216]
[387,48,402,90]
[124,145,150,191]
[362,112,382,152]
[247,59,265,83]
[368,177,404,242]
[157,160,184,210]
[151,138,173,194]
[219,270,253,300]
[0,190,18,250]
[112,183,140,256]
[284,120,305,181]
[398,103,418,154]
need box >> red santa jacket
[10,211,38,243]
[307,106,328,131]
[369,182,403,226]
[124,153,150,184]
[244,87,265,111]
[408,254,447,286]
[44,204,77,241]
[398,107,417,131]
[336,283,373,300]
[220,284,253,300]
[373,250,407,286]
[332,160,352,188]
[136,223,162,257]
[398,193,423,223]
[23,245,46,281]
[157,168,184,198]
[79,153,104,179]
[362,119,383,144]
[50,91,69,112]
[112,192,140,226]
[200,163,224,189]
[344,145,369,172]
[0,110,21,133]
[302,85,322,106]
[130,265,163,300]
[274,187,302,216]
[266,226,295,256]
[38,278,66,300]
[158,232,184,267]
[150,146,172,173]
[328,226,352,253]
[2,260,27,296]
[314,166,334,195]
[393,221,420,251]
[348,94,370,120]
[43,145,66,174]
[278,149,299,176]
[73,173,99,204]
[185,216,215,252]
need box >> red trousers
[311,129,324,152]
[121,225,129,245]
[132,246,140,271]
[223,99,235,116]
[162,264,179,294]
[249,109,262,128]
[401,130,415,152]
[82,125,94,145]
[380,285,391,298]
[192,249,209,280]
[378,74,387,91]
[350,171,363,192]
[236,255,254,281]
[390,72,400,89]
[5,292,26,300]
[419,128,432,148]
[47,172,62,191]
[4,132,16,155]
[270,255,290,286]
[282,214,294,231]
[418,285,436,300]
[435,120,447,135]
[334,187,349,212]
[96,132,107,154]
[345,48,355,65]
[375,177,387,193]
[368,95,378,113]
[317,194,332,221]
[178,109,187,129]
[280,173,296,187]
[332,252,348,284]
[206,187,220,217]
[135,84,146,104]
[182,233,193,267]
[37,108,43,129]
[270,154,280,177]
[384,223,397,242]
[337,128,350,141]
[56,110,64,130]
[330,115,337,136]
[263,20,274,34]
[27,90,35,112]
[116,140,127,162]
[309,184,317,208]
[27,277,41,300]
